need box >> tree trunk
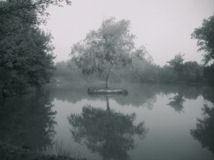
[105,66,112,89]
[105,76,109,89]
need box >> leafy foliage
[0,0,70,96]
[71,18,149,88]
[159,54,203,83]
[192,15,214,64]
[0,0,71,18]
[71,18,134,74]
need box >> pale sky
[44,0,214,66]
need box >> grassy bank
[0,142,85,160]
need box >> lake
[0,83,214,160]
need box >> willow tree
[71,18,136,88]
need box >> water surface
[0,84,214,160]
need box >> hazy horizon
[44,0,214,66]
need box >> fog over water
[1,84,214,160]
[44,0,214,65]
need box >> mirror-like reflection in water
[68,96,147,160]
[0,91,56,151]
[0,84,214,160]
[191,103,214,154]
[168,93,185,112]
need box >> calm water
[0,84,214,160]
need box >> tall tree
[168,54,184,71]
[0,0,70,96]
[167,54,184,80]
[192,15,214,64]
[71,18,140,88]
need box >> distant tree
[130,47,158,82]
[182,61,203,82]
[159,65,176,83]
[0,0,70,96]
[166,54,184,81]
[168,54,184,71]
[192,15,214,64]
[71,18,139,88]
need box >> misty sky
[45,0,214,66]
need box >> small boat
[88,88,128,95]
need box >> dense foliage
[192,14,214,64]
[159,54,203,83]
[71,18,150,88]
[0,0,70,97]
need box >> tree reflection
[168,93,185,112]
[52,83,204,109]
[191,104,214,153]
[68,96,147,160]
[0,91,56,151]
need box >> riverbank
[0,142,85,160]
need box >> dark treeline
[0,0,71,98]
[54,53,213,85]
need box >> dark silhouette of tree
[191,104,214,153]
[68,96,147,160]
[0,0,71,17]
[158,55,203,83]
[192,14,214,64]
[0,91,56,151]
[167,54,184,80]
[182,61,203,82]
[0,0,71,97]
[204,63,214,83]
